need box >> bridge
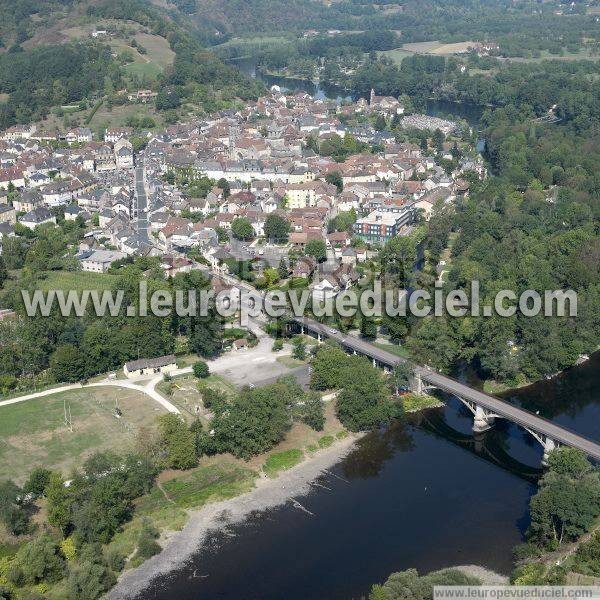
[293,316,600,465]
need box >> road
[294,316,600,461]
[134,157,149,242]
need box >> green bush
[192,361,210,379]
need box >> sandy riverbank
[108,434,362,600]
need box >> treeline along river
[141,353,599,599]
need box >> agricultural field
[0,387,166,483]
[37,270,119,293]
[505,48,600,62]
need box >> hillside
[0,0,263,131]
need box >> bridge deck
[294,316,600,461]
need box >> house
[292,256,317,279]
[310,274,340,303]
[19,207,56,230]
[114,139,134,170]
[81,250,127,273]
[123,355,178,378]
[105,128,133,144]
[66,127,93,145]
[0,204,16,225]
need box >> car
[329,329,337,335]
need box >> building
[0,204,16,225]
[19,207,56,230]
[123,355,178,378]
[353,209,413,244]
[114,139,134,170]
[81,249,127,273]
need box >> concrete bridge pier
[409,371,424,395]
[542,437,556,467]
[473,404,496,433]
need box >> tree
[546,448,591,479]
[135,520,161,559]
[374,114,387,131]
[157,414,197,470]
[211,383,291,459]
[432,128,445,151]
[300,392,325,431]
[0,480,29,535]
[217,178,231,197]
[336,356,398,431]
[527,451,600,547]
[66,551,115,600]
[360,316,377,339]
[390,362,413,395]
[1,236,26,269]
[231,217,254,241]
[23,467,52,497]
[371,568,480,600]
[192,360,210,379]
[264,213,290,243]
[292,336,307,360]
[325,171,343,192]
[310,345,350,390]
[0,256,7,288]
[50,344,86,383]
[46,472,72,533]
[278,258,289,279]
[11,534,66,585]
[305,239,327,263]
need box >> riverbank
[108,433,362,600]
[452,565,509,584]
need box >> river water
[141,352,599,600]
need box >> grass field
[37,270,119,293]
[159,374,236,422]
[162,463,257,507]
[263,449,304,477]
[379,48,414,64]
[373,342,411,359]
[0,387,166,483]
[89,102,164,129]
[276,356,308,369]
[506,49,600,63]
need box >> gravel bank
[108,434,361,600]
[451,564,510,584]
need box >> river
[139,352,599,599]
[231,56,485,130]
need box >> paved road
[134,158,149,242]
[294,316,600,461]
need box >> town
[0,87,483,305]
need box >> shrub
[272,339,284,352]
[136,522,161,560]
[192,361,210,379]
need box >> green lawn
[37,270,118,293]
[378,48,414,65]
[373,342,411,359]
[162,463,257,507]
[0,387,166,483]
[401,393,444,413]
[124,61,162,78]
[276,356,308,369]
[263,449,304,478]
